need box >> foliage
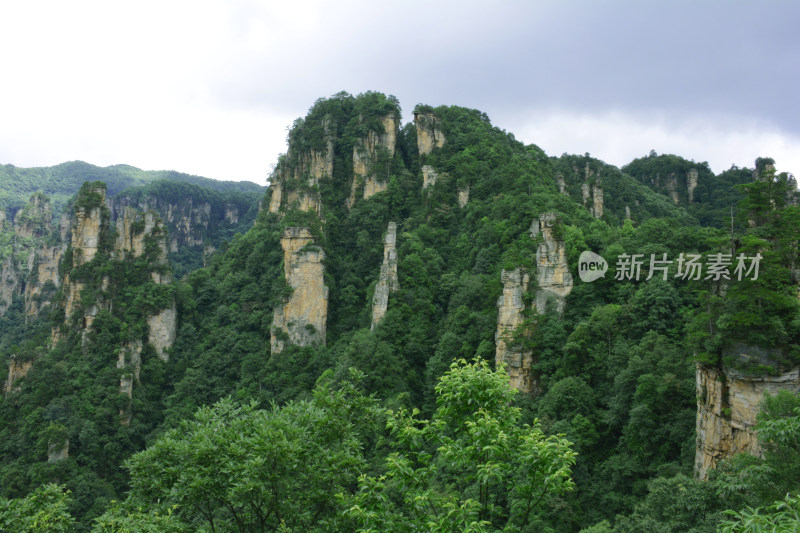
[346,359,577,532]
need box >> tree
[0,484,76,532]
[345,358,577,532]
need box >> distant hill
[0,160,264,214]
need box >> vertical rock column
[532,213,573,314]
[349,114,397,207]
[371,222,399,329]
[271,227,329,354]
[495,268,536,394]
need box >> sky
[1,0,798,185]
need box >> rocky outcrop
[687,169,698,203]
[71,185,106,266]
[24,243,64,317]
[695,362,800,480]
[115,208,164,257]
[458,185,470,208]
[147,307,176,362]
[349,114,397,207]
[270,227,328,353]
[3,355,33,395]
[117,341,143,424]
[371,222,399,329]
[531,213,573,314]
[47,439,69,463]
[0,260,20,316]
[415,112,446,155]
[269,115,334,216]
[495,268,536,394]
[422,165,439,191]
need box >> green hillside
[0,160,264,214]
[0,92,798,532]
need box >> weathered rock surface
[415,112,446,155]
[271,227,329,353]
[495,268,536,394]
[3,355,33,395]
[371,222,399,329]
[531,213,573,314]
[458,185,470,208]
[349,114,397,207]
[422,165,439,191]
[695,362,800,480]
[269,115,334,216]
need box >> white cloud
[509,109,800,177]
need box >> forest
[0,91,798,532]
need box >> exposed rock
[625,205,631,220]
[71,185,107,266]
[117,341,143,424]
[13,194,52,239]
[556,174,567,195]
[0,259,20,316]
[47,439,69,463]
[371,222,399,329]
[458,185,470,208]
[664,174,680,204]
[24,243,63,316]
[349,114,396,207]
[422,165,439,191]
[695,362,800,480]
[270,115,334,216]
[495,268,536,394]
[115,208,165,258]
[147,306,176,362]
[225,203,239,224]
[270,227,328,353]
[4,355,33,395]
[687,168,699,203]
[415,112,446,155]
[576,164,603,218]
[531,213,573,314]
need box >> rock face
[117,341,143,424]
[71,185,107,266]
[269,115,334,216]
[3,355,33,395]
[422,165,439,191]
[415,112,446,155]
[271,227,329,354]
[687,168,699,203]
[695,362,800,480]
[458,185,470,208]
[495,268,536,394]
[47,439,69,463]
[531,213,573,314]
[371,222,399,329]
[349,114,397,207]
[0,260,19,316]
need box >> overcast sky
[1,0,797,185]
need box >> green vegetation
[0,92,798,531]
[0,160,263,214]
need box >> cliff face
[371,221,399,329]
[270,227,329,353]
[531,213,573,314]
[695,361,800,479]
[415,112,446,155]
[3,355,33,396]
[495,268,536,394]
[0,195,66,318]
[269,115,334,216]
[350,114,397,207]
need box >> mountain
[0,160,264,214]
[0,91,798,531]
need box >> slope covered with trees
[0,91,798,532]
